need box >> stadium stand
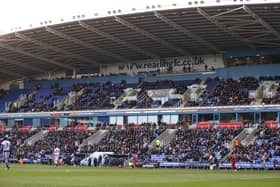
[0,128,39,159]
[15,129,95,161]
[151,128,242,163]
[80,123,164,156]
[228,128,280,164]
[1,0,280,171]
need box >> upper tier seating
[3,76,280,112]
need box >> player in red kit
[231,151,237,171]
[132,154,137,168]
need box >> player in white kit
[53,147,60,168]
[1,136,12,170]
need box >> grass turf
[0,164,280,187]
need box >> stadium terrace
[1,0,280,173]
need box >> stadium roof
[0,2,280,81]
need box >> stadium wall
[24,75,139,89]
[32,71,66,81]
[140,63,280,82]
[224,48,280,58]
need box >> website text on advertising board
[118,57,205,70]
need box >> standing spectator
[205,64,208,71]
[234,138,240,148]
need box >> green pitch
[0,164,280,187]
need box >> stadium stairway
[220,128,248,162]
[222,127,257,161]
[24,130,49,146]
[113,94,125,109]
[182,87,191,106]
[255,85,265,104]
[188,124,197,129]
[232,128,256,147]
[116,88,138,109]
[181,82,204,107]
[148,129,177,150]
[78,129,109,150]
[241,128,258,146]
[57,88,84,110]
[255,81,279,104]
